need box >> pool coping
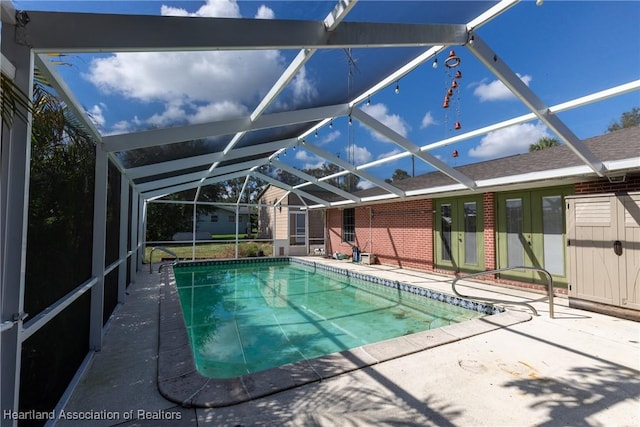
[157,258,532,408]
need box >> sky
[8,0,640,188]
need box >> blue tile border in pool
[176,257,502,315]
[162,258,529,407]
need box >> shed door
[567,193,640,309]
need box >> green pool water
[174,262,484,379]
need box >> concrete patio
[56,258,640,427]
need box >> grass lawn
[145,241,273,263]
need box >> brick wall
[574,173,640,194]
[324,175,639,293]
[482,192,496,279]
[326,199,433,270]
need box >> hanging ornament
[442,50,463,131]
[452,149,459,158]
[445,50,460,68]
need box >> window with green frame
[342,208,355,242]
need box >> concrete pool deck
[56,258,639,427]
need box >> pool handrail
[149,246,179,273]
[451,266,554,318]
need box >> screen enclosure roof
[2,0,639,208]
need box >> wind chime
[441,50,463,160]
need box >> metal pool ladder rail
[149,246,179,273]
[451,266,554,318]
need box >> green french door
[497,187,572,285]
[435,196,484,272]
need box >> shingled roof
[351,126,640,199]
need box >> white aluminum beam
[236,175,252,205]
[194,0,355,196]
[251,48,316,122]
[300,141,405,197]
[118,177,129,301]
[0,53,15,79]
[466,0,519,30]
[130,190,139,277]
[197,47,318,198]
[0,0,16,25]
[138,199,146,270]
[348,0,516,109]
[20,12,468,52]
[421,80,640,152]
[142,169,252,200]
[135,170,209,194]
[0,29,32,426]
[274,191,291,208]
[137,158,268,193]
[272,160,360,203]
[324,0,358,30]
[126,138,297,180]
[20,278,96,342]
[34,54,101,141]
[351,107,476,189]
[467,34,605,176]
[89,146,108,351]
[253,172,330,207]
[103,103,350,152]
[356,79,640,163]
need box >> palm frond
[1,70,32,128]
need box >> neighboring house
[322,126,640,320]
[257,185,325,256]
[195,206,252,236]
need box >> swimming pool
[174,260,487,379]
[157,258,530,407]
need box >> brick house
[322,126,640,319]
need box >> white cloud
[146,100,188,127]
[189,101,249,124]
[420,111,437,129]
[346,144,372,164]
[377,148,403,159]
[318,130,341,146]
[161,0,241,18]
[254,5,275,19]
[357,180,376,190]
[88,103,106,128]
[87,50,284,105]
[473,74,533,102]
[361,103,410,142]
[105,116,143,136]
[85,0,291,130]
[111,120,131,133]
[290,66,318,105]
[468,122,550,159]
[295,150,325,170]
